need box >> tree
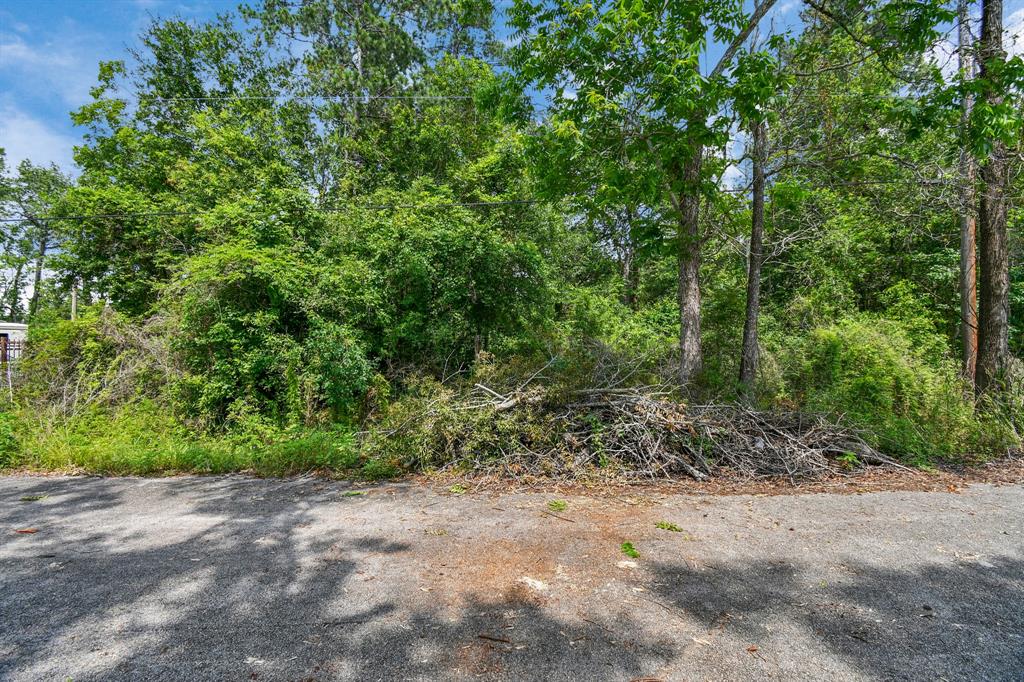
[509,0,778,387]
[739,119,768,394]
[975,0,1012,392]
[733,45,786,396]
[0,154,71,320]
[957,0,978,386]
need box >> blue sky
[0,0,233,171]
[1,0,1022,176]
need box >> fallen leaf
[747,645,759,653]
[15,528,38,534]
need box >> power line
[145,93,476,103]
[0,198,549,224]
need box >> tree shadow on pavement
[646,553,1024,680]
[2,477,1022,681]
[0,477,669,681]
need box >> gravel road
[1,475,1022,681]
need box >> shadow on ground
[1,477,1022,680]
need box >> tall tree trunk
[621,208,638,308]
[622,244,637,308]
[7,263,23,320]
[678,145,703,386]
[739,120,767,396]
[28,231,48,318]
[976,0,1010,393]
[958,0,978,387]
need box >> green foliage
[0,412,19,468]
[17,305,166,412]
[547,499,567,512]
[620,542,640,559]
[5,0,1021,478]
[327,193,554,367]
[6,401,361,477]
[655,521,684,532]
[779,316,999,460]
[168,242,371,429]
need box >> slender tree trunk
[976,0,1010,393]
[678,145,703,386]
[621,208,638,308]
[7,263,23,320]
[28,232,48,317]
[739,120,767,396]
[622,244,637,308]
[958,0,979,388]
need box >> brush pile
[389,379,904,483]
[448,382,905,483]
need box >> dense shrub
[16,305,169,415]
[326,198,554,368]
[167,242,372,430]
[778,316,1003,461]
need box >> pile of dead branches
[15,308,174,418]
[440,383,902,483]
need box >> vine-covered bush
[781,316,995,460]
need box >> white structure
[0,322,27,344]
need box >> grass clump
[655,520,683,532]
[620,542,640,558]
[547,499,568,512]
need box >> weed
[447,483,467,495]
[620,542,640,558]
[19,495,47,502]
[655,520,683,532]
[548,499,567,512]
[836,452,859,469]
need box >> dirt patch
[415,538,558,613]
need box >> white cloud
[0,105,77,172]
[720,161,745,190]
[0,27,100,106]
[1008,8,1024,58]
[927,36,960,82]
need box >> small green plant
[20,495,47,502]
[547,499,567,512]
[655,520,683,532]
[620,542,640,558]
[836,452,860,469]
[342,490,367,497]
[447,483,467,495]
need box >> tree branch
[709,0,780,80]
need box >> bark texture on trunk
[678,145,703,386]
[958,0,978,387]
[29,232,48,318]
[976,0,1010,393]
[739,120,767,396]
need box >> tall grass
[6,401,366,477]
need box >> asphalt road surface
[1,475,1022,681]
